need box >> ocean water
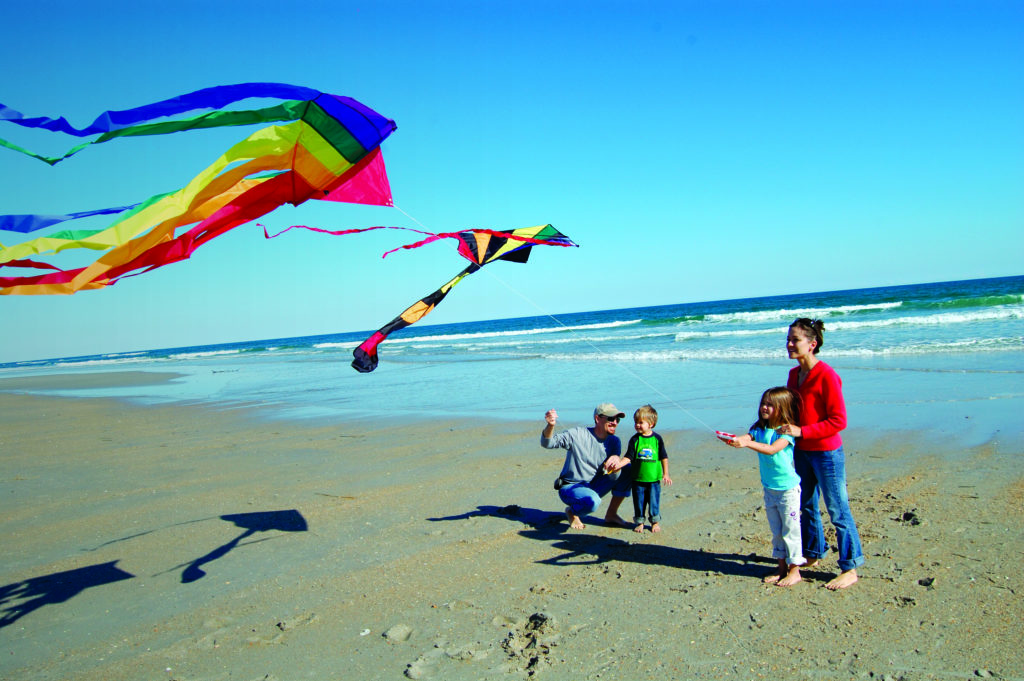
[2,275,1022,444]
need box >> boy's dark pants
[632,481,661,524]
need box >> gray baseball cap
[594,403,625,419]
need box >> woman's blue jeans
[793,446,865,572]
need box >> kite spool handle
[715,430,737,443]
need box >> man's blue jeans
[794,446,865,572]
[558,466,631,517]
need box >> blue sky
[2,0,1021,362]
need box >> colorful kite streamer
[0,84,576,370]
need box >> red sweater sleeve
[788,362,846,450]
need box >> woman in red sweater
[779,318,864,589]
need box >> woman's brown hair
[790,317,825,355]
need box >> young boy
[626,405,672,533]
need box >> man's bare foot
[651,522,662,533]
[604,513,630,528]
[824,569,858,590]
[565,507,586,530]
[634,523,645,533]
[763,560,787,584]
[776,565,803,587]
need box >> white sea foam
[675,326,787,340]
[49,356,156,368]
[168,349,242,360]
[692,302,903,325]
[313,341,360,350]
[674,305,1024,341]
[543,336,1024,362]
[825,337,1024,356]
[826,306,1024,330]
[403,330,678,351]
[380,319,642,345]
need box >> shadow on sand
[0,511,311,628]
[430,504,838,582]
[179,510,308,584]
[0,561,134,629]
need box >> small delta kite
[350,224,575,372]
[0,83,576,371]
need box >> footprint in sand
[501,612,560,675]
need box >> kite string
[392,205,718,434]
[392,205,432,232]
[478,265,718,434]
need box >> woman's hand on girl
[777,424,801,437]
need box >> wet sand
[1,389,1021,680]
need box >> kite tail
[352,263,479,373]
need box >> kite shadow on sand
[0,561,134,629]
[0,511,309,627]
[173,510,309,584]
[86,509,309,584]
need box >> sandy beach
[1,375,1022,681]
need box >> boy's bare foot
[565,507,586,530]
[763,560,787,584]
[651,522,662,533]
[604,513,630,528]
[634,523,645,533]
[824,569,858,590]
[776,565,803,587]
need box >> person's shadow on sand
[0,561,134,629]
[428,504,558,527]
[177,510,308,584]
[430,505,837,582]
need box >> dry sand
[1,387,1022,680]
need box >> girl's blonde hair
[754,387,800,430]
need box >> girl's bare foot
[634,523,645,533]
[651,522,662,533]
[825,569,858,590]
[565,507,586,530]
[763,560,787,584]
[776,565,803,587]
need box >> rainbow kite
[0,83,576,371]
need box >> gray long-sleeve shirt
[541,426,621,484]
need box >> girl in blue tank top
[721,387,807,587]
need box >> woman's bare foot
[763,560,787,584]
[634,523,645,533]
[803,558,819,568]
[776,564,803,587]
[651,522,662,533]
[565,507,586,530]
[825,569,858,590]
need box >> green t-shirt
[628,432,666,483]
